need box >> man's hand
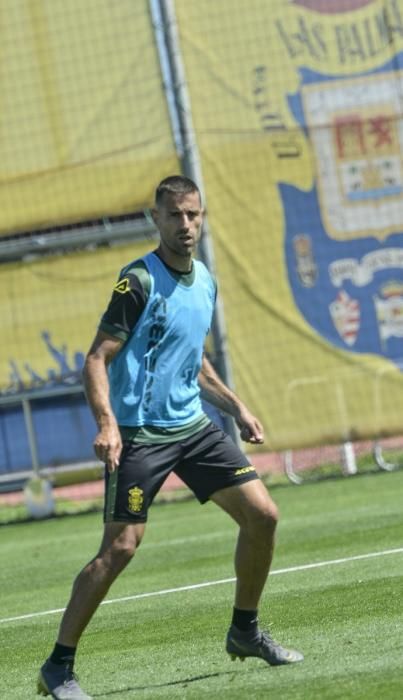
[235,405,264,444]
[93,424,122,473]
[198,355,264,444]
[83,331,124,473]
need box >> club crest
[128,486,144,513]
[282,64,403,366]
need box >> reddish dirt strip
[1,437,402,507]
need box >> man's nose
[179,213,189,229]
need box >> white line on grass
[1,546,402,625]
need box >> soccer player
[38,175,303,699]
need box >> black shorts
[104,422,259,523]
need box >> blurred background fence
[1,0,403,516]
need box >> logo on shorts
[128,486,144,513]
[234,466,256,476]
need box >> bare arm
[83,330,124,473]
[198,355,264,444]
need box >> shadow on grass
[93,668,246,696]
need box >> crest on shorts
[128,486,144,513]
[281,61,403,366]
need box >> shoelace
[64,675,80,689]
[62,664,79,686]
[261,631,281,649]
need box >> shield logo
[282,62,403,366]
[302,72,403,241]
[374,281,403,348]
[329,290,360,346]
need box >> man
[38,175,303,700]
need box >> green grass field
[1,469,402,699]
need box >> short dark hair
[155,175,201,206]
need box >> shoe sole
[228,649,303,665]
[229,653,245,662]
[37,673,51,697]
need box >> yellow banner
[0,0,178,235]
[176,0,403,449]
[0,240,155,394]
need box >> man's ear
[150,207,159,225]
[144,208,157,226]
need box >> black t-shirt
[99,260,150,341]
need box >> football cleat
[37,659,92,699]
[226,624,304,666]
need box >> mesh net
[175,0,403,449]
[0,0,178,235]
[2,1,403,515]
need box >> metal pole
[150,0,240,443]
[152,0,239,444]
[22,398,40,475]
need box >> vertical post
[151,0,240,444]
[340,441,358,476]
[22,398,40,475]
[335,383,357,475]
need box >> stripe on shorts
[105,469,119,522]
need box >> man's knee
[110,538,136,565]
[100,522,145,569]
[212,479,279,534]
[242,482,279,538]
[252,500,279,537]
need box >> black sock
[49,643,76,666]
[232,607,259,633]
